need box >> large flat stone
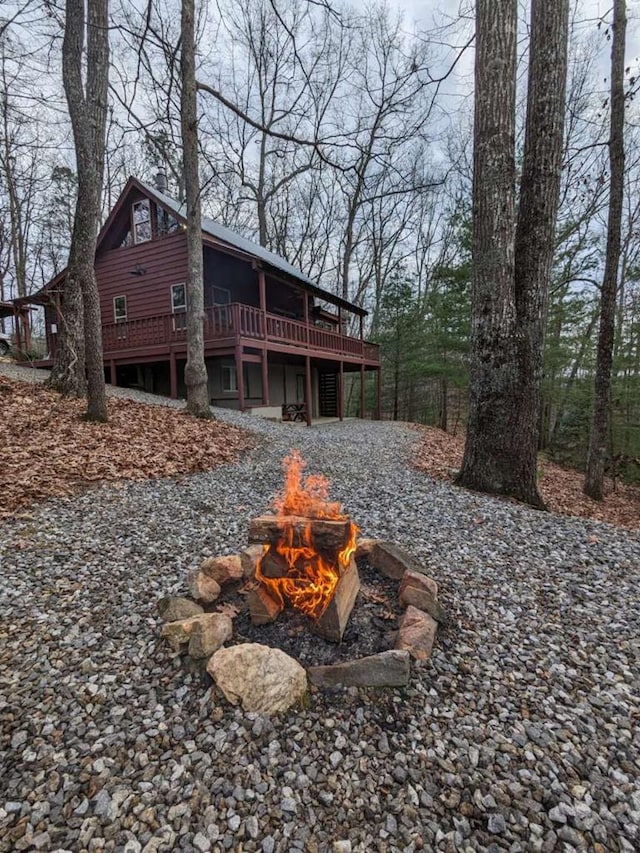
[208,643,307,714]
[188,570,221,604]
[161,613,231,655]
[157,596,203,623]
[199,555,243,586]
[368,542,425,580]
[395,605,438,661]
[399,570,446,623]
[307,650,410,688]
[187,614,233,658]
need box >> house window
[222,365,237,392]
[157,207,179,237]
[133,200,152,243]
[171,283,187,331]
[114,295,127,322]
[171,283,187,312]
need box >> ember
[247,450,360,641]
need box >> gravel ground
[1,364,639,853]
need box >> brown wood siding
[95,232,188,323]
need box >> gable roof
[22,177,367,316]
[101,177,367,316]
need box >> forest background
[1,0,639,483]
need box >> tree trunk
[181,0,211,418]
[512,0,570,505]
[51,0,108,421]
[455,0,520,497]
[438,377,448,432]
[457,0,568,507]
[49,280,86,396]
[584,0,627,500]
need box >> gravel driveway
[1,366,639,852]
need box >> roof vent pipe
[155,168,168,194]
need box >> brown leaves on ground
[410,423,640,530]
[0,376,254,518]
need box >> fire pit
[246,451,360,642]
[159,452,446,711]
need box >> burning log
[313,557,360,643]
[247,450,360,642]
[248,515,353,562]
[247,584,283,625]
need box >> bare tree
[181,0,210,417]
[584,0,627,499]
[457,0,569,507]
[50,0,109,421]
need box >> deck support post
[110,360,117,387]
[23,310,31,353]
[360,363,365,419]
[236,343,245,411]
[14,313,22,355]
[338,361,344,421]
[169,350,178,399]
[261,347,269,405]
[305,355,313,426]
[375,367,381,420]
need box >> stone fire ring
[159,539,446,713]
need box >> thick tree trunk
[181,0,211,418]
[455,0,520,497]
[457,0,568,507]
[51,0,108,421]
[512,0,570,506]
[585,0,627,500]
[49,280,86,396]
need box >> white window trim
[171,283,187,312]
[113,295,127,322]
[222,364,238,393]
[132,200,151,244]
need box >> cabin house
[23,176,381,424]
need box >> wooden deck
[101,302,380,364]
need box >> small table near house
[282,403,307,422]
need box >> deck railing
[101,302,380,363]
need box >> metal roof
[137,180,367,317]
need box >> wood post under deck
[305,355,313,426]
[235,343,245,411]
[338,361,344,421]
[376,367,381,420]
[261,348,269,405]
[360,363,365,418]
[110,360,117,387]
[169,350,177,399]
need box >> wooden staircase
[319,371,338,417]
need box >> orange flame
[255,451,358,619]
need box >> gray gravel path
[1,363,639,852]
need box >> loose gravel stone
[1,364,639,853]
